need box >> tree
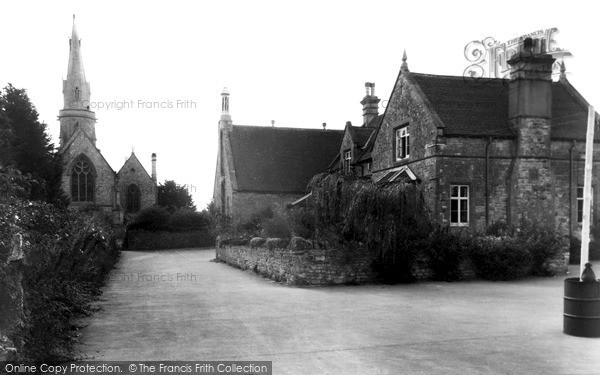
[0,84,68,206]
[157,180,196,212]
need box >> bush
[261,214,291,238]
[569,237,600,264]
[0,198,119,362]
[469,236,532,280]
[516,221,565,276]
[289,206,316,239]
[166,209,211,232]
[426,226,465,281]
[127,206,170,232]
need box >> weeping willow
[304,173,433,282]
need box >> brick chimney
[361,82,380,127]
[506,37,556,227]
[151,153,157,183]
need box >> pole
[580,105,595,280]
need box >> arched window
[126,184,141,213]
[74,87,80,101]
[71,157,95,202]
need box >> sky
[1,0,598,209]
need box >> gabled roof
[354,116,384,165]
[117,151,155,185]
[229,125,343,193]
[409,73,598,140]
[349,125,377,147]
[58,127,116,175]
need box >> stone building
[365,43,599,236]
[330,82,383,177]
[58,16,157,221]
[213,88,343,224]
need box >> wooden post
[580,105,595,280]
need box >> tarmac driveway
[77,248,600,374]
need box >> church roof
[409,72,598,140]
[58,127,116,175]
[117,152,155,185]
[229,125,343,193]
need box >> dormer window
[74,87,80,101]
[395,125,409,161]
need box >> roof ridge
[233,124,344,132]
[411,71,509,82]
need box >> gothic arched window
[126,184,141,213]
[71,157,95,202]
[74,87,80,101]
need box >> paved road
[77,248,600,374]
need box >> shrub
[166,209,211,232]
[289,206,316,239]
[127,206,170,231]
[0,198,119,362]
[516,221,566,276]
[261,214,291,238]
[469,236,532,280]
[426,226,465,281]
[569,237,600,264]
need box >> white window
[577,186,594,223]
[343,150,352,174]
[450,185,469,225]
[395,126,409,161]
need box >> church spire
[59,15,96,147]
[66,15,87,86]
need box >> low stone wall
[216,237,378,285]
[126,230,215,250]
[216,237,568,286]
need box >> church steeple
[59,15,97,147]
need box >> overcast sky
[2,0,598,209]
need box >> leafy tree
[0,84,67,206]
[157,180,196,212]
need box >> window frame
[394,124,410,162]
[126,184,141,213]
[70,156,95,203]
[449,184,469,226]
[343,149,352,174]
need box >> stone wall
[216,237,378,285]
[216,237,479,285]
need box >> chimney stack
[361,82,380,127]
[507,37,555,121]
[506,37,556,227]
[151,153,157,183]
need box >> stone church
[58,17,157,222]
[213,89,343,224]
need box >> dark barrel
[564,277,600,338]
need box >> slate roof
[410,73,597,140]
[229,125,343,193]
